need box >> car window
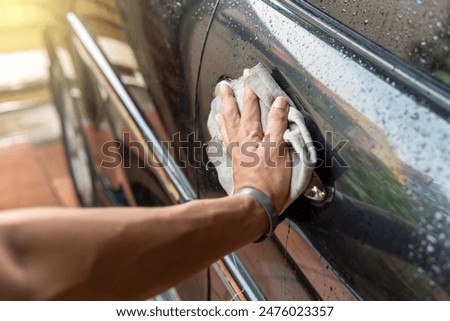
[302,0,450,86]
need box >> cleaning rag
[207,63,317,210]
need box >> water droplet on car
[445,239,450,248]
[431,264,442,274]
[434,211,444,221]
[426,234,437,244]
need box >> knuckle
[222,97,236,109]
[242,127,261,138]
[278,96,289,105]
[244,95,258,107]
[223,95,235,107]
[269,110,287,122]
[244,88,258,101]
[246,129,262,140]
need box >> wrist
[234,187,279,242]
[234,183,284,214]
[231,194,269,242]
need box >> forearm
[0,195,267,300]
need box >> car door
[197,0,450,300]
[48,0,221,300]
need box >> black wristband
[235,187,279,242]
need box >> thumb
[267,96,289,144]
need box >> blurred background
[0,0,78,209]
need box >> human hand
[216,78,292,213]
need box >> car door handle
[303,172,334,203]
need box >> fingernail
[273,96,288,109]
[215,82,227,97]
[220,82,230,94]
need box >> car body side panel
[48,0,219,300]
[115,0,220,185]
[197,0,450,300]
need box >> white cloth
[207,63,317,209]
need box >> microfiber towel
[207,63,317,209]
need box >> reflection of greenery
[289,73,415,222]
[337,148,417,225]
[433,55,450,85]
[299,75,424,225]
[285,49,444,228]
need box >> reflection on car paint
[304,0,450,85]
[198,0,450,299]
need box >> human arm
[0,81,290,300]
[0,195,266,300]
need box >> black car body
[46,0,450,300]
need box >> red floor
[0,142,79,210]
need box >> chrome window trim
[155,288,181,301]
[67,12,196,203]
[278,0,450,112]
[222,254,266,301]
[67,12,266,301]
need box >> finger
[220,83,240,140]
[240,83,263,140]
[267,96,289,144]
[216,113,230,147]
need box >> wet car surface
[47,0,450,300]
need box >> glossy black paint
[47,0,450,300]
[197,0,450,299]
[115,0,219,187]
